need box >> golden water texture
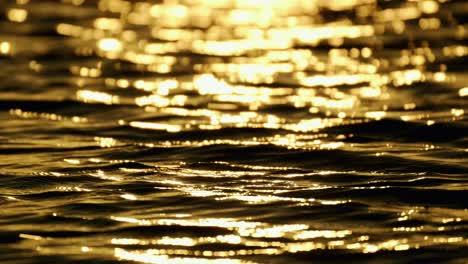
[0,0,467,263]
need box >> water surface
[0,0,467,263]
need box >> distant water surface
[0,0,467,263]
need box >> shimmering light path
[0,0,467,263]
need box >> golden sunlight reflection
[129,121,183,133]
[459,87,468,97]
[98,38,123,52]
[109,214,366,256]
[107,209,429,257]
[0,42,10,54]
[94,18,123,32]
[19,233,44,241]
[9,108,87,123]
[49,0,460,142]
[114,248,256,264]
[120,193,138,200]
[5,0,465,262]
[76,90,119,105]
[7,8,28,23]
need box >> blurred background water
[0,0,467,263]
